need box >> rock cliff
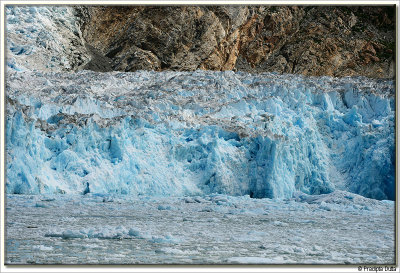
[76,6,395,78]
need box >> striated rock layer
[77,6,395,78]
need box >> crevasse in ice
[6,70,395,200]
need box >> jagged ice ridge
[6,70,395,200]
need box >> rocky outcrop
[76,6,395,78]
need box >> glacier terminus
[6,70,395,200]
[4,5,396,265]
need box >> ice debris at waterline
[6,70,395,200]
[5,192,395,264]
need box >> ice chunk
[33,245,53,251]
[61,230,87,239]
[157,205,173,210]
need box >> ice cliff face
[5,6,395,200]
[6,70,395,200]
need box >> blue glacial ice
[5,70,395,200]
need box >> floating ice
[6,193,395,264]
[46,226,131,240]
[33,245,53,251]
[227,256,292,264]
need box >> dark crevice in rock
[82,44,113,72]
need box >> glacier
[6,69,395,200]
[5,5,395,200]
[4,5,396,265]
[5,6,89,72]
